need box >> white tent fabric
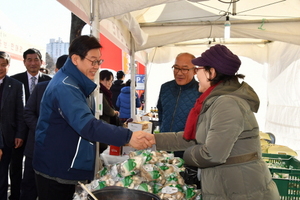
[147,43,268,64]
[56,0,300,153]
[58,0,300,54]
[132,0,300,52]
[265,42,300,152]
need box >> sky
[0,0,89,47]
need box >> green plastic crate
[262,153,300,199]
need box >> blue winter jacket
[116,86,141,119]
[157,78,201,132]
[33,58,132,181]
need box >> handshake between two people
[128,131,156,150]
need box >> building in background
[46,38,69,63]
[0,28,45,75]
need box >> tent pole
[139,17,300,27]
[91,0,99,39]
[90,0,101,179]
[232,0,237,15]
[143,53,149,113]
[130,34,136,120]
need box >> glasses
[85,57,104,66]
[172,66,195,74]
[195,67,204,72]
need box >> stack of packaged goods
[74,150,201,200]
[259,131,298,156]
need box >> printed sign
[135,74,145,90]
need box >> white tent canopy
[58,0,300,55]
[57,0,300,153]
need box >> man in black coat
[0,51,26,200]
[10,48,51,200]
[110,70,125,110]
[20,54,67,200]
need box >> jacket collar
[174,77,198,89]
[61,58,97,97]
[113,79,124,85]
[203,79,260,113]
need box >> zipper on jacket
[70,137,82,169]
[169,86,181,131]
[58,108,65,119]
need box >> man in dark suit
[10,48,51,200]
[20,54,67,200]
[0,51,26,200]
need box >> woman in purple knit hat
[153,44,280,200]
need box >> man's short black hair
[56,54,68,69]
[23,48,42,60]
[69,35,102,59]
[116,70,125,79]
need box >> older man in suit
[10,48,51,200]
[20,54,67,200]
[0,51,26,200]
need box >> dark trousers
[9,145,25,200]
[35,173,75,200]
[20,157,37,200]
[0,145,12,200]
[174,150,184,158]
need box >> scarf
[183,83,219,140]
[100,83,113,107]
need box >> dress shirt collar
[0,76,5,85]
[27,71,39,83]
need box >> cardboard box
[127,121,152,133]
[141,115,150,121]
[123,121,154,155]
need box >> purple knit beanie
[192,44,241,75]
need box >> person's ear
[193,67,197,75]
[71,54,80,66]
[210,67,216,79]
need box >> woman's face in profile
[101,75,113,90]
[196,67,216,93]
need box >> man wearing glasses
[32,35,155,199]
[157,52,201,158]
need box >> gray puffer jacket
[155,79,279,200]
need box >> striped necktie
[30,76,37,94]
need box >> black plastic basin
[88,186,161,200]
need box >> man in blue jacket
[32,36,155,200]
[157,52,201,158]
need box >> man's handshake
[128,131,156,150]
